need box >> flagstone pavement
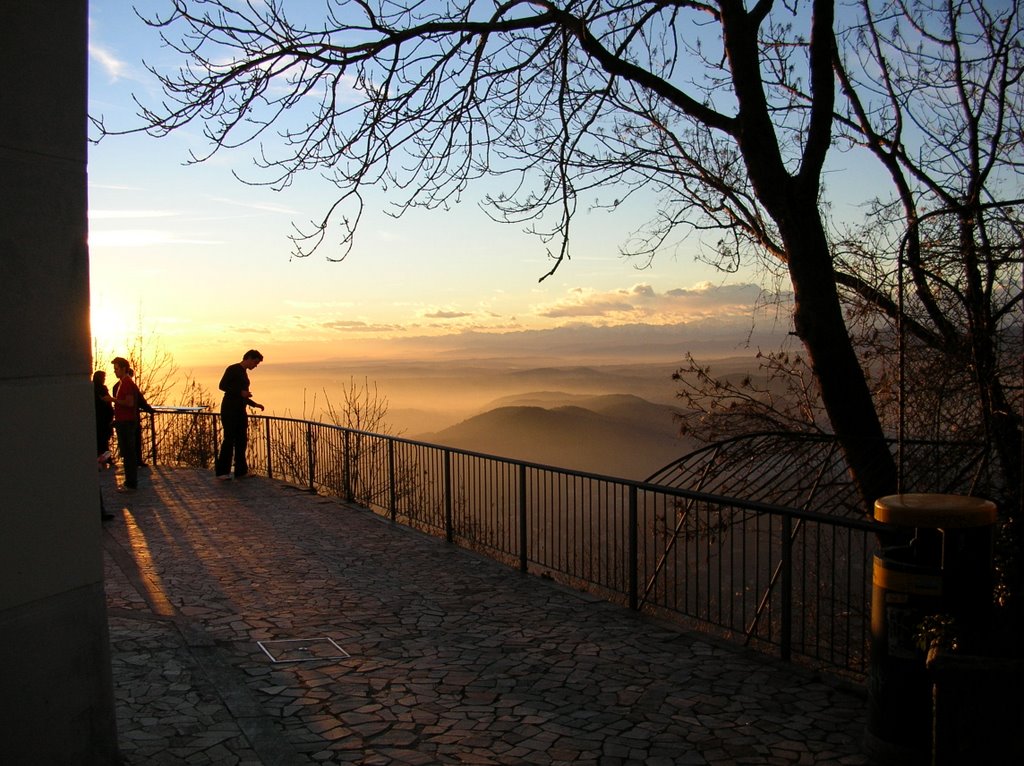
[100,466,869,765]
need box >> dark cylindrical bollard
[865,493,996,766]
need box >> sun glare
[89,302,130,362]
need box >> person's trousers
[113,420,138,488]
[96,420,112,456]
[215,408,249,477]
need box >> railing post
[148,412,158,466]
[388,438,396,522]
[265,418,273,479]
[443,449,453,543]
[343,430,352,502]
[305,422,315,493]
[518,464,528,573]
[629,485,638,611]
[781,514,793,662]
[212,414,219,468]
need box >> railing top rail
[171,410,886,534]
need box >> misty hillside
[416,393,701,480]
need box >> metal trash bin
[865,493,996,765]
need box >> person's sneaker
[216,474,233,481]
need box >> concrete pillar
[0,2,120,763]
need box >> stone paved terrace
[100,465,870,765]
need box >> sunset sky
[87,1,782,368]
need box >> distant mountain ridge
[416,392,700,480]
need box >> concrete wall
[0,2,119,763]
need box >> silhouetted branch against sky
[88,1,1022,515]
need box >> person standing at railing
[104,356,139,492]
[93,370,113,467]
[125,369,155,467]
[215,349,265,481]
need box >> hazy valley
[182,354,768,481]
[417,392,701,480]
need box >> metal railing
[142,408,884,678]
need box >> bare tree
[93,313,179,407]
[672,348,830,440]
[93,0,1021,518]
[271,377,402,500]
[828,0,1023,512]
[319,377,396,435]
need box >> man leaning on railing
[214,349,265,481]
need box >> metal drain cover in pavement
[257,637,351,663]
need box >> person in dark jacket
[93,370,114,464]
[214,349,265,480]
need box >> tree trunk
[720,1,898,515]
[778,199,899,512]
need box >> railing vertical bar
[553,470,559,572]
[489,459,495,551]
[519,463,527,572]
[563,474,569,577]
[745,512,753,639]
[388,438,396,522]
[695,501,703,619]
[846,528,855,669]
[561,473,569,573]
[305,422,315,493]
[265,418,273,479]
[444,449,453,543]
[716,507,724,626]
[565,474,572,576]
[680,496,688,614]
[768,515,775,643]
[590,480,598,584]
[628,484,638,611]
[781,514,793,662]
[550,469,556,572]
[343,430,351,502]
[148,413,158,466]
[212,415,220,466]
[632,488,637,597]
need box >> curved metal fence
[142,408,884,679]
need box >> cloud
[664,281,770,307]
[88,229,224,247]
[533,282,776,324]
[89,209,178,220]
[282,282,784,349]
[539,298,635,318]
[230,326,272,336]
[322,319,404,333]
[206,196,299,216]
[89,183,144,192]
[284,299,356,310]
[423,310,473,319]
[90,43,128,80]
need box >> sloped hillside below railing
[142,408,884,679]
